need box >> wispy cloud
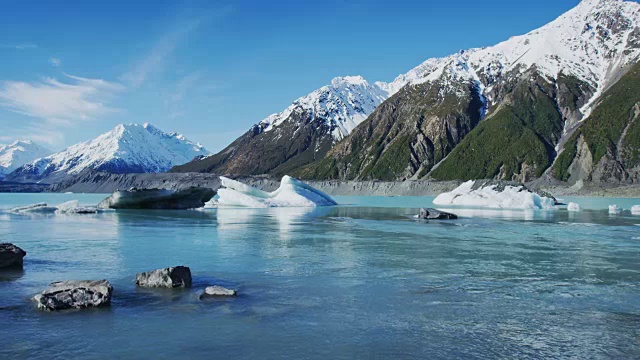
[50,57,62,67]
[0,43,37,50]
[121,18,203,88]
[0,74,123,126]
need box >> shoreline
[2,171,640,198]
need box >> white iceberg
[8,203,58,213]
[567,202,581,212]
[631,205,640,215]
[609,205,622,215]
[217,176,337,208]
[433,180,556,210]
[55,200,98,214]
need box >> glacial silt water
[1,193,639,359]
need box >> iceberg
[567,202,581,212]
[609,205,622,215]
[55,200,98,214]
[8,203,57,214]
[433,180,556,210]
[217,176,337,208]
[631,205,640,215]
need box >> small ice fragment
[631,205,640,215]
[8,203,57,213]
[609,205,622,215]
[567,202,581,212]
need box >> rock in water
[200,286,237,298]
[98,187,216,210]
[33,280,113,311]
[0,243,26,269]
[419,208,458,220]
[135,266,192,288]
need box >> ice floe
[432,180,556,210]
[631,205,640,215]
[9,201,97,214]
[217,176,337,208]
[608,205,622,215]
[567,202,581,212]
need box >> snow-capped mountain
[0,140,52,179]
[257,76,392,141]
[7,123,210,182]
[176,0,640,183]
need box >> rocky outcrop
[32,280,113,311]
[135,266,192,288]
[418,208,458,220]
[98,187,215,210]
[200,286,237,298]
[0,243,26,269]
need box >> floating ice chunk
[631,205,640,215]
[217,176,337,208]
[55,200,98,214]
[567,202,581,212]
[609,205,622,215]
[433,180,556,210]
[8,203,57,214]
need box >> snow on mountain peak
[13,123,211,179]
[0,140,52,179]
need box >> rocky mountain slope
[301,0,640,183]
[174,0,640,185]
[6,123,210,183]
[0,140,52,179]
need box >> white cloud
[0,74,123,125]
[50,57,62,67]
[121,18,203,88]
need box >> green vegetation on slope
[431,76,562,181]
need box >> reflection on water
[0,194,639,359]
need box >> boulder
[0,243,26,269]
[98,187,216,210]
[200,286,237,299]
[33,280,113,311]
[419,208,458,220]
[135,266,192,288]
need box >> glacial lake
[1,193,640,359]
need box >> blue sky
[0,0,608,152]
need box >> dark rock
[98,187,215,210]
[419,208,458,220]
[135,266,192,288]
[0,243,26,269]
[200,286,237,299]
[33,280,113,311]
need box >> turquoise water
[1,193,640,359]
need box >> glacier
[433,181,556,210]
[217,176,337,208]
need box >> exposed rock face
[135,266,192,288]
[418,208,458,220]
[0,243,26,269]
[32,280,113,311]
[98,187,215,210]
[200,286,237,298]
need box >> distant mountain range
[0,140,52,179]
[5,123,210,183]
[173,0,640,186]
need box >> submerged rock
[135,266,192,288]
[98,187,216,210]
[200,286,237,298]
[418,208,458,220]
[33,280,113,311]
[0,243,26,269]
